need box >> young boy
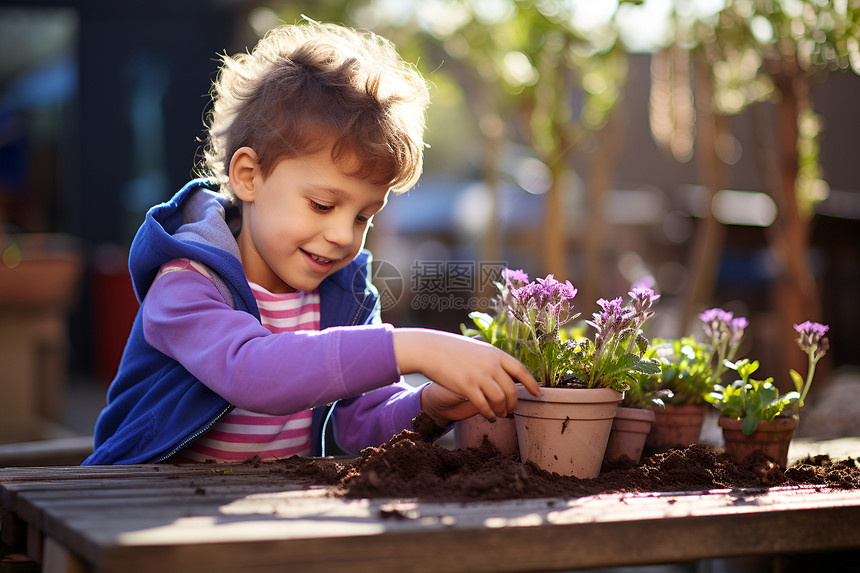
[84,21,539,465]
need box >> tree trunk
[767,72,821,391]
[753,70,821,392]
[544,163,567,278]
[679,54,728,335]
[582,103,626,309]
[542,49,575,280]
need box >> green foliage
[706,359,800,435]
[462,311,579,388]
[624,336,713,409]
[464,311,659,393]
[580,333,661,395]
[624,352,666,409]
[652,337,715,406]
[462,311,526,364]
[462,275,661,392]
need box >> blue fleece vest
[84,180,379,465]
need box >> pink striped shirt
[158,259,318,463]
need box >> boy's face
[235,147,389,293]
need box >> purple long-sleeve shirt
[142,268,423,453]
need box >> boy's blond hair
[201,21,430,202]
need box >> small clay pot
[645,403,708,452]
[513,385,622,478]
[718,416,799,468]
[605,407,656,464]
[454,414,518,457]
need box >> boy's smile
[230,146,389,293]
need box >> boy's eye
[357,214,376,228]
[309,200,333,213]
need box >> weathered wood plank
[93,504,860,573]
[0,460,327,482]
[3,463,860,573]
[23,486,860,571]
[3,476,316,501]
[0,464,320,513]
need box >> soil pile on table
[272,430,860,502]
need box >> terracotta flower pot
[513,385,622,478]
[604,407,656,464]
[455,414,518,456]
[644,403,708,452]
[718,416,799,468]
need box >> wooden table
[1,462,859,573]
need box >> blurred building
[0,0,241,385]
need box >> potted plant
[642,336,716,452]
[642,307,749,452]
[603,296,667,465]
[706,317,830,468]
[458,269,532,456]
[465,269,660,477]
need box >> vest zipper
[148,403,235,463]
[350,290,370,326]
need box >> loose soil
[271,430,860,502]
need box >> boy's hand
[419,382,480,425]
[393,328,540,422]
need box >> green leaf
[758,382,778,406]
[735,359,759,381]
[634,358,661,375]
[635,333,649,355]
[789,369,804,393]
[602,353,639,377]
[460,325,479,338]
[468,311,494,330]
[742,415,760,435]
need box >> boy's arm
[142,269,401,414]
[393,328,540,421]
[329,380,427,454]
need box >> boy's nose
[324,216,355,247]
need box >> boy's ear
[229,147,259,202]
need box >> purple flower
[700,308,731,321]
[512,275,577,310]
[699,307,734,343]
[794,321,830,359]
[596,296,627,320]
[538,274,577,301]
[729,317,748,348]
[501,268,529,289]
[588,297,635,348]
[699,307,733,325]
[630,286,660,306]
[509,274,578,332]
[629,286,660,323]
[794,320,829,339]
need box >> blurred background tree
[649,0,860,385]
